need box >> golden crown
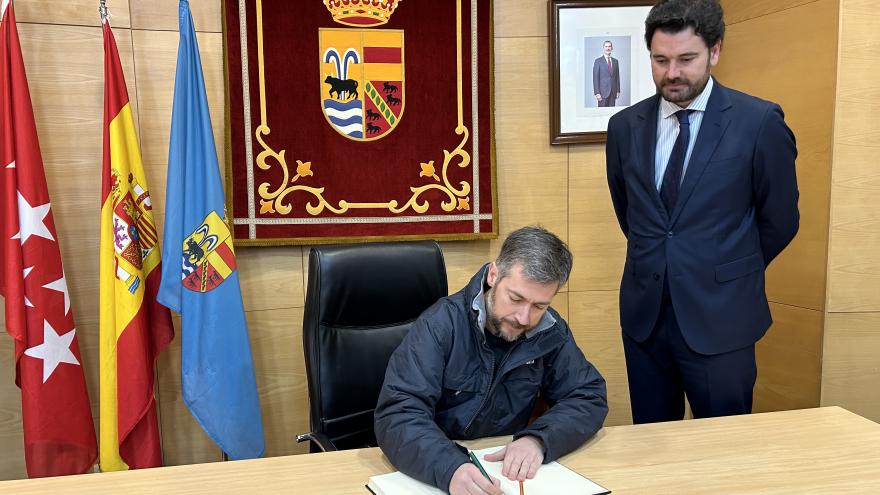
[324,0,401,27]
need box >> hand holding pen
[448,451,502,495]
[470,451,527,495]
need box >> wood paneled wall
[0,0,869,483]
[714,0,838,414]
[821,0,880,422]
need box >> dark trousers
[598,94,616,107]
[622,293,757,424]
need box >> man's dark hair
[495,226,573,289]
[644,0,725,50]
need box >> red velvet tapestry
[223,0,497,245]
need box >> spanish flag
[99,17,173,471]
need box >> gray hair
[495,226,573,289]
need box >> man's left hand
[483,436,544,481]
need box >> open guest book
[366,446,610,495]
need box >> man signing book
[375,226,608,494]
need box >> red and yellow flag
[99,18,173,471]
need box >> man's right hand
[595,94,602,101]
[449,463,503,495]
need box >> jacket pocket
[438,372,482,411]
[715,251,764,283]
[704,156,750,178]
[496,364,543,424]
[505,358,543,383]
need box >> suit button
[667,231,674,238]
[653,273,660,281]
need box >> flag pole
[98,0,108,23]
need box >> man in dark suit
[605,0,799,424]
[593,40,621,107]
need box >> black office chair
[296,241,448,452]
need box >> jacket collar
[467,264,557,342]
[633,78,733,225]
[634,94,664,216]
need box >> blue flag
[157,0,265,460]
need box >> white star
[5,160,14,168]
[42,274,71,315]
[23,266,34,308]
[11,192,54,244]
[23,320,80,383]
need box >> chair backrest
[302,240,448,450]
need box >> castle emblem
[111,172,159,294]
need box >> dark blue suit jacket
[593,56,620,99]
[606,81,799,355]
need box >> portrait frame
[549,0,655,144]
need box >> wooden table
[1,406,878,494]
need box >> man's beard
[485,287,531,342]
[658,62,711,104]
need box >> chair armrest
[296,431,338,452]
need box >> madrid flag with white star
[0,0,98,477]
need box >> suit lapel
[633,95,665,216]
[670,83,733,224]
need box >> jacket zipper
[463,340,521,435]
[463,356,493,435]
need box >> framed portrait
[549,0,654,144]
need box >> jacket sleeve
[606,115,630,238]
[753,104,799,266]
[513,323,608,463]
[592,59,600,95]
[374,310,469,492]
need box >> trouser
[622,288,757,424]
[598,94,616,107]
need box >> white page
[472,446,609,495]
[367,470,445,495]
[367,446,609,495]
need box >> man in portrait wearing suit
[605,0,799,424]
[593,40,621,107]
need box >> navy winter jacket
[375,265,608,491]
